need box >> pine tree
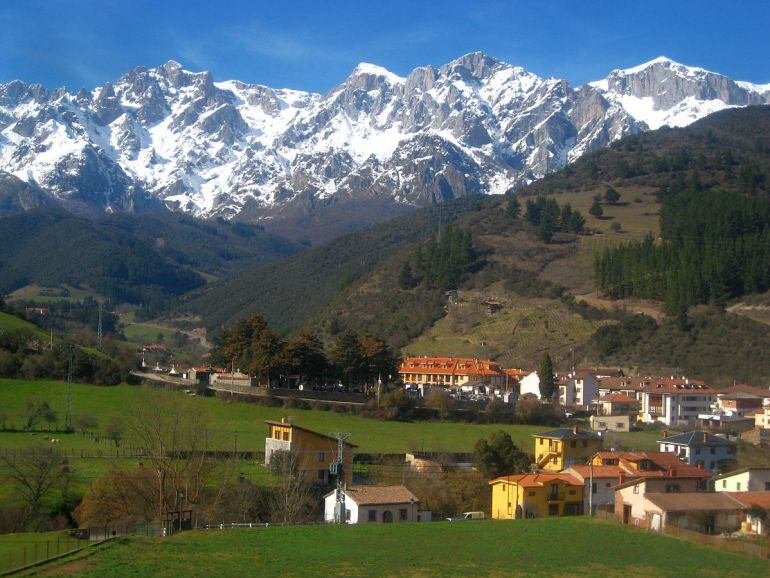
[539,354,556,401]
[603,186,621,205]
[397,261,416,290]
[505,196,521,219]
[589,196,604,218]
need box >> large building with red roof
[398,356,510,390]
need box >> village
[148,353,770,548]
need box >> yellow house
[534,426,602,470]
[490,473,584,519]
[265,419,355,484]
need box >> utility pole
[65,346,74,432]
[97,301,103,351]
[330,432,352,524]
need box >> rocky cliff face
[0,54,767,225]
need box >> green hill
[0,208,301,316]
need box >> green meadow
[0,378,662,454]
[44,518,770,577]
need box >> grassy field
[0,379,664,455]
[121,322,174,344]
[0,312,53,343]
[406,285,598,369]
[5,284,95,304]
[0,530,89,573]
[43,518,770,577]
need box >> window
[709,461,715,470]
[665,484,681,493]
[615,423,623,429]
[582,441,588,448]
[346,509,351,521]
[736,482,741,491]
[318,451,325,462]
[695,448,701,455]
[568,490,576,496]
[710,447,716,455]
[528,491,536,497]
[550,484,559,499]
[368,510,376,522]
[317,469,325,481]
[399,508,407,521]
[633,485,639,494]
[592,483,597,494]
[722,481,727,489]
[570,441,577,448]
[605,482,611,488]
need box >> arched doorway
[382,510,393,523]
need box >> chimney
[666,466,673,477]
[572,426,579,435]
[702,432,708,443]
[281,417,287,424]
[696,462,703,470]
[662,430,668,439]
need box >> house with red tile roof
[639,378,717,426]
[563,450,711,513]
[489,473,584,519]
[726,492,770,534]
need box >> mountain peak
[350,62,404,84]
[616,56,711,77]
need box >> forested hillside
[179,196,486,332]
[595,189,770,312]
[0,208,300,315]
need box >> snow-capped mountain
[0,53,767,223]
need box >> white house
[726,492,770,534]
[518,371,543,398]
[323,485,420,524]
[713,467,770,493]
[640,379,717,426]
[558,372,600,409]
[520,370,598,408]
[658,431,737,473]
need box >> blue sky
[1,0,769,93]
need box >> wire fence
[0,523,172,575]
[0,535,91,575]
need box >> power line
[97,301,103,351]
[65,346,74,432]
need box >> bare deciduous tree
[74,414,99,436]
[22,400,57,431]
[268,450,316,523]
[1,445,67,527]
[122,395,215,526]
[105,416,123,447]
